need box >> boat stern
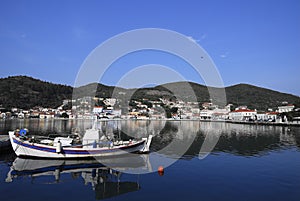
[8,131,17,151]
[140,135,153,153]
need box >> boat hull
[9,131,146,159]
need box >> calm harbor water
[0,119,300,201]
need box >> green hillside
[0,76,299,111]
[153,82,300,110]
[225,84,300,111]
[0,76,72,109]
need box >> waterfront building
[256,112,268,121]
[266,112,279,121]
[200,109,214,120]
[229,108,257,121]
[278,104,295,113]
[39,112,55,119]
[93,106,103,114]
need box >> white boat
[8,127,153,159]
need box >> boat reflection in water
[6,154,152,200]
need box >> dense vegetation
[0,76,299,111]
[0,76,73,109]
[150,82,300,111]
[225,84,300,111]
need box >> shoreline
[224,120,300,127]
[1,118,300,127]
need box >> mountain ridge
[0,75,299,110]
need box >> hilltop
[0,76,299,110]
[225,84,300,111]
[133,81,300,110]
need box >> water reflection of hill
[147,121,300,158]
[186,123,300,158]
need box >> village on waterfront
[1,96,300,125]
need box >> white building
[278,105,294,113]
[229,109,257,121]
[266,112,279,121]
[199,104,231,120]
[256,112,268,121]
[212,110,229,120]
[39,112,55,119]
[103,98,116,106]
[200,109,214,120]
[93,106,103,114]
[202,102,218,110]
[256,112,279,121]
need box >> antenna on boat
[117,121,121,140]
[92,115,97,130]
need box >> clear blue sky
[1,0,299,96]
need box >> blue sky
[0,0,299,96]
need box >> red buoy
[158,166,164,176]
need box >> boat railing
[62,141,114,149]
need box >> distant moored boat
[0,135,11,152]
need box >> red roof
[266,112,279,115]
[231,109,256,113]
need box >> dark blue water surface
[0,119,300,201]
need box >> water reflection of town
[191,122,300,157]
[1,119,299,157]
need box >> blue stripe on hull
[13,138,56,153]
[13,138,145,155]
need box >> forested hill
[0,76,299,111]
[0,76,73,109]
[150,82,300,111]
[225,84,300,111]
